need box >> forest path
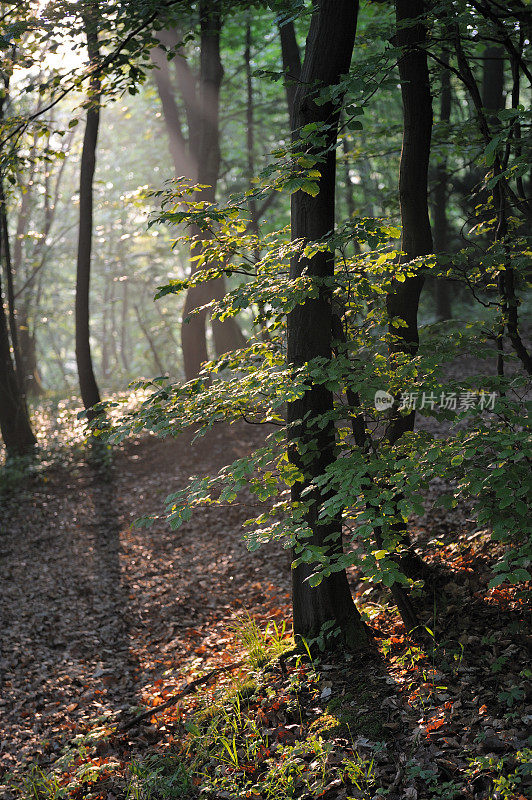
[0,424,291,778]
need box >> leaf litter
[0,409,530,799]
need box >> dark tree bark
[287,0,369,649]
[75,6,102,419]
[278,14,301,124]
[0,77,35,455]
[0,266,36,457]
[0,183,25,396]
[432,48,452,321]
[387,0,433,443]
[381,0,434,591]
[482,45,505,115]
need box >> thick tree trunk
[387,0,433,443]
[0,268,36,458]
[0,85,35,456]
[380,0,434,590]
[433,48,452,321]
[0,183,26,398]
[288,0,368,650]
[75,7,102,419]
[482,45,505,115]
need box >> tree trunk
[151,43,192,178]
[101,267,110,382]
[179,2,244,379]
[387,0,433,443]
[0,79,35,456]
[120,277,129,372]
[0,185,25,396]
[278,14,301,125]
[11,159,45,395]
[432,48,452,322]
[0,268,36,458]
[75,6,102,419]
[288,0,368,650]
[482,45,505,116]
[379,0,434,589]
[18,310,44,396]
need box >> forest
[0,0,531,798]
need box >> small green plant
[16,767,67,800]
[468,749,532,800]
[126,755,191,800]
[344,751,377,794]
[497,685,525,707]
[228,612,293,667]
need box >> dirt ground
[0,424,291,779]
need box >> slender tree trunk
[387,0,433,443]
[75,6,102,420]
[433,48,452,321]
[101,268,110,381]
[108,269,119,374]
[288,0,368,650]
[120,277,129,372]
[245,19,259,237]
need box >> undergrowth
[7,574,531,800]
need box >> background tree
[75,4,102,418]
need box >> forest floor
[0,413,530,800]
